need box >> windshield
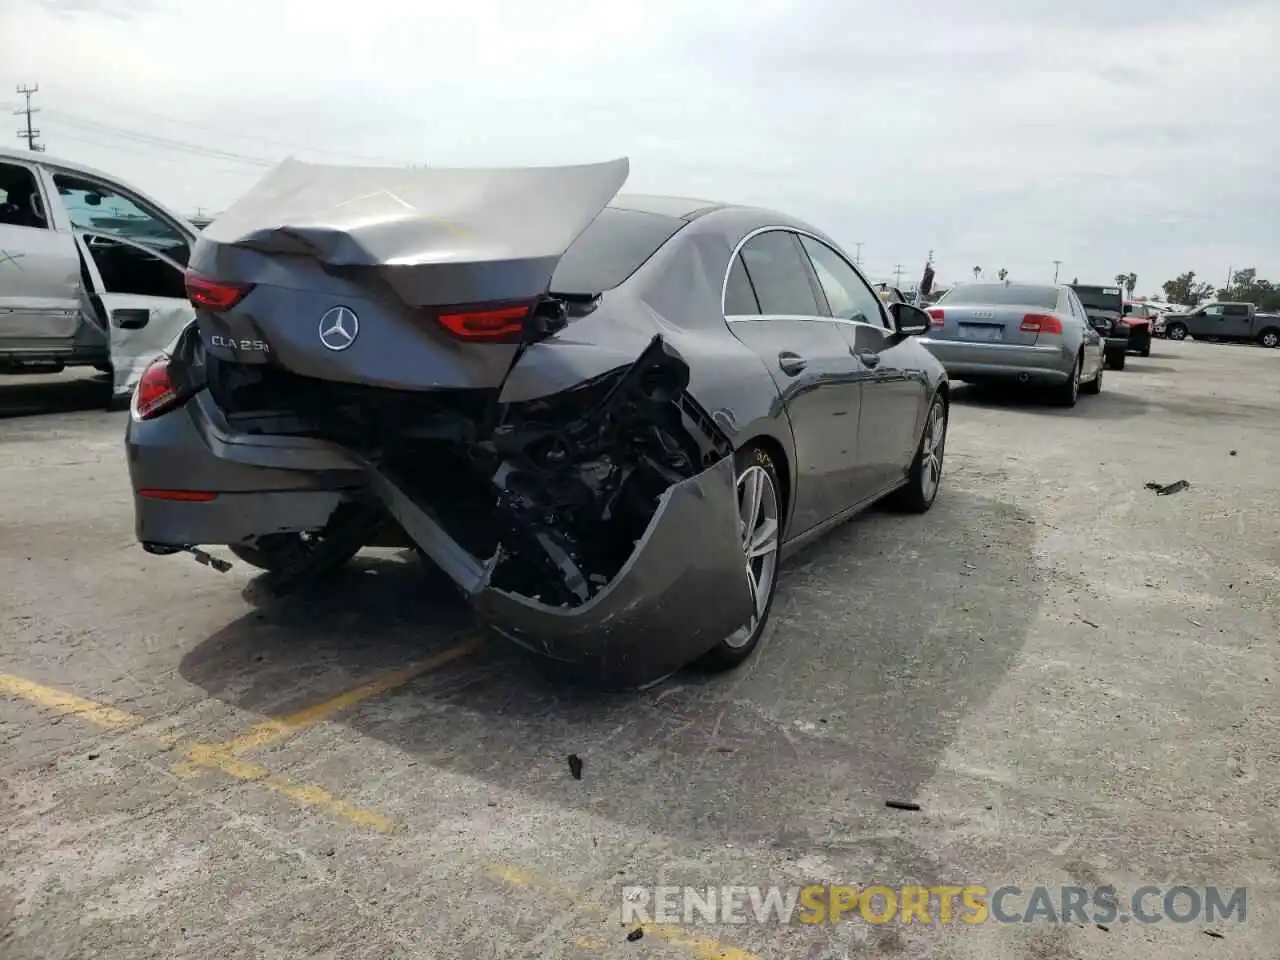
[1071,286,1123,313]
[940,284,1059,309]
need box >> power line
[42,110,275,167]
[14,83,45,152]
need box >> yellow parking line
[170,634,482,782]
[1,672,394,832]
[203,634,483,760]
[0,673,142,729]
[492,864,762,960]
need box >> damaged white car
[0,146,197,402]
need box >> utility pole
[852,242,864,267]
[893,263,904,288]
[1052,260,1062,284]
[14,83,45,152]
[1225,265,1232,297]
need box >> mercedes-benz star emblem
[318,306,359,351]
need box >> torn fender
[196,157,630,307]
[473,454,754,685]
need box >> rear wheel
[229,532,361,576]
[1167,322,1188,341]
[1259,328,1279,349]
[1051,354,1081,407]
[699,444,783,671]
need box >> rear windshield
[549,207,685,296]
[940,284,1059,309]
[1071,286,1123,312]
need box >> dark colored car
[125,158,950,685]
[1070,284,1142,367]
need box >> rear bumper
[918,338,1073,382]
[126,387,754,683]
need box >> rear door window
[738,231,821,316]
[0,161,51,230]
[724,254,760,315]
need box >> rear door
[797,234,925,497]
[48,169,197,395]
[0,158,82,347]
[724,229,864,536]
[1221,303,1252,338]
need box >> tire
[1082,358,1103,395]
[1051,353,1082,407]
[1105,351,1126,371]
[229,533,361,575]
[1167,322,1188,341]
[889,392,948,513]
[1259,328,1279,349]
[93,362,112,375]
[699,444,784,671]
[1140,346,1151,357]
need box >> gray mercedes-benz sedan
[124,157,951,685]
[920,282,1105,406]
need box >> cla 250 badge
[210,335,271,353]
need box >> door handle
[111,308,150,330]
[854,348,881,368]
[777,352,807,376]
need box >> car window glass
[1224,304,1248,317]
[942,284,1060,308]
[83,236,186,299]
[0,162,50,230]
[52,172,190,265]
[738,231,821,316]
[724,253,760,315]
[550,207,684,295]
[798,236,887,328]
[1203,305,1223,316]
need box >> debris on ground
[885,800,921,812]
[1189,617,1204,627]
[1204,930,1225,939]
[1145,479,1190,496]
[567,754,584,780]
[1229,450,1238,456]
[1080,618,1100,629]
[1096,923,1110,932]
[626,928,644,942]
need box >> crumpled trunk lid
[189,157,629,393]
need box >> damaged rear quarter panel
[474,454,754,684]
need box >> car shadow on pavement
[178,488,1044,851]
[1122,363,1178,375]
[950,382,1150,418]
[0,371,110,419]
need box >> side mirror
[889,301,931,336]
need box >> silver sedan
[919,282,1105,406]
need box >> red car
[1121,301,1156,357]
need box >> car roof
[608,193,727,220]
[0,145,134,185]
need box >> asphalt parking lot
[2,340,1277,959]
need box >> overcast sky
[2,0,1276,293]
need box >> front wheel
[1051,354,1082,407]
[1167,323,1188,341]
[699,445,783,671]
[1259,329,1279,349]
[890,392,948,513]
[1105,351,1127,370]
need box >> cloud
[1,0,1276,291]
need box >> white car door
[47,169,197,396]
[74,232,195,396]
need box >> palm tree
[1114,273,1127,289]
[997,268,1008,283]
[1125,273,1137,297]
[972,266,981,280]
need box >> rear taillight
[926,307,945,326]
[184,269,254,311]
[434,303,531,342]
[1020,313,1063,334]
[131,357,186,421]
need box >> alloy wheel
[920,400,947,503]
[723,464,781,649]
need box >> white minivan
[0,146,198,403]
